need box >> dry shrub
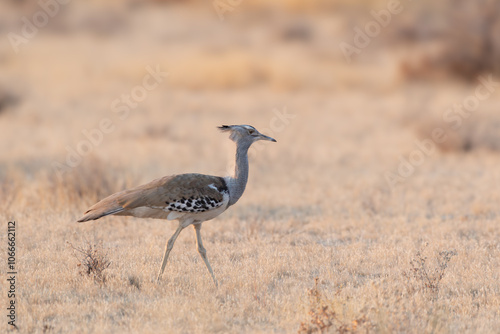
[298,278,372,334]
[128,275,141,290]
[403,244,457,300]
[397,0,500,81]
[68,240,111,284]
[0,88,18,114]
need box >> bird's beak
[259,133,277,142]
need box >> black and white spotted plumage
[165,192,228,213]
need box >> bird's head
[218,125,277,144]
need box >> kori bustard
[77,125,276,286]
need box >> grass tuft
[298,278,372,334]
[403,244,457,300]
[68,240,112,285]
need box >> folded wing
[77,174,229,222]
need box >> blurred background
[1,0,500,217]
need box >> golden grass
[1,1,500,333]
[2,93,500,332]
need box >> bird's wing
[77,174,229,222]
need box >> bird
[77,124,276,286]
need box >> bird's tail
[77,207,124,222]
[77,187,136,222]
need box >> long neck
[227,140,251,206]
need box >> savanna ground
[1,0,500,333]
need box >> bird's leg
[193,223,218,287]
[157,222,185,281]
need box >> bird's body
[78,173,230,222]
[77,125,276,285]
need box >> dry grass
[2,95,499,333]
[1,1,500,333]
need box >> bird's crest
[218,125,232,132]
[218,125,256,132]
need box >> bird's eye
[249,129,256,135]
